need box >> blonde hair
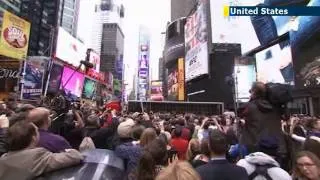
[156,161,200,180]
[140,128,157,147]
[186,139,201,161]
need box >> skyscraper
[19,0,81,56]
[91,0,124,55]
[20,0,60,56]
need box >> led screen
[82,78,97,99]
[255,40,294,85]
[60,67,84,97]
[167,68,178,101]
[47,63,63,93]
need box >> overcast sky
[122,0,170,92]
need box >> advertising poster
[178,58,185,101]
[185,0,209,81]
[22,57,48,100]
[82,77,97,99]
[60,67,85,97]
[47,63,63,93]
[0,10,31,60]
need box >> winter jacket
[237,152,292,180]
[239,99,285,153]
[0,147,83,180]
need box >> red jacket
[170,137,189,160]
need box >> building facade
[100,23,124,99]
[59,0,80,36]
[171,0,196,21]
[20,0,60,56]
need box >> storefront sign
[0,68,19,79]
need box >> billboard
[89,50,100,73]
[150,81,163,101]
[0,10,31,60]
[178,58,185,101]
[167,66,178,101]
[60,66,85,97]
[255,39,294,85]
[22,57,48,100]
[55,27,86,67]
[47,63,64,93]
[185,0,209,81]
[137,26,150,100]
[82,77,97,99]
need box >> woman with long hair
[139,128,157,147]
[293,151,320,180]
[136,139,168,180]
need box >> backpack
[249,164,277,180]
[265,83,293,106]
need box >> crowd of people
[0,82,319,180]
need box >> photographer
[239,82,285,156]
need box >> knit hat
[117,118,135,138]
[258,136,279,157]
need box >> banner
[0,11,31,60]
[185,0,209,81]
[178,58,185,101]
[22,57,48,100]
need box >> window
[63,7,74,16]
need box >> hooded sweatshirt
[237,152,291,180]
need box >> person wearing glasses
[293,151,320,180]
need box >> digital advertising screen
[210,0,320,54]
[255,40,294,85]
[234,56,256,102]
[82,78,97,99]
[60,67,84,97]
[167,67,178,101]
[47,63,63,93]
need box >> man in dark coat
[196,129,248,180]
[239,82,285,155]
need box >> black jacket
[0,128,8,156]
[239,99,284,153]
[196,159,248,180]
